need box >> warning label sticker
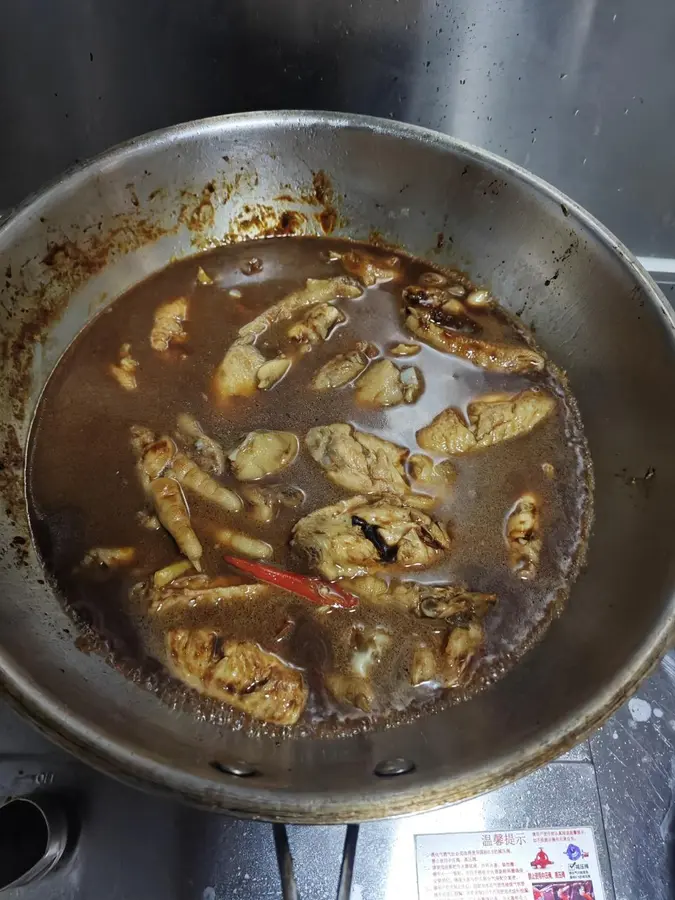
[415,826,605,900]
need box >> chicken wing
[150,297,188,351]
[305,423,409,495]
[149,477,203,570]
[291,495,450,580]
[416,390,554,455]
[166,630,308,725]
[311,348,370,391]
[176,413,225,475]
[354,359,423,407]
[287,302,345,347]
[109,343,139,391]
[505,492,541,579]
[405,306,544,373]
[238,276,362,341]
[228,431,299,481]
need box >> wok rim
[1,109,674,823]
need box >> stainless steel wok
[1,111,674,824]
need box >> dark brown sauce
[26,237,592,738]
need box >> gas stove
[4,650,675,899]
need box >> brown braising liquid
[26,237,592,737]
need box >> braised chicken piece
[149,574,271,612]
[228,431,299,481]
[417,271,469,293]
[150,297,188,352]
[140,436,176,480]
[468,391,555,449]
[336,575,389,603]
[352,625,391,676]
[166,630,308,725]
[171,453,242,511]
[411,645,438,686]
[403,284,480,334]
[241,484,305,525]
[442,622,484,687]
[213,526,273,560]
[152,559,193,588]
[311,347,370,391]
[238,275,362,340]
[287,302,345,348]
[149,477,203,570]
[363,579,495,621]
[465,288,492,308]
[411,622,485,687]
[354,359,423,407]
[389,342,421,357]
[130,424,155,458]
[291,495,450,580]
[136,510,161,531]
[416,408,476,455]
[408,454,456,486]
[305,423,409,496]
[405,305,545,373]
[241,485,276,524]
[505,493,541,579]
[135,431,243,513]
[82,546,136,568]
[416,389,555,455]
[213,339,267,399]
[414,584,497,620]
[176,413,225,475]
[109,343,139,391]
[326,625,391,712]
[337,249,401,286]
[256,356,291,390]
[325,673,375,713]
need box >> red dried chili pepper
[223,556,359,609]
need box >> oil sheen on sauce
[26,237,593,737]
